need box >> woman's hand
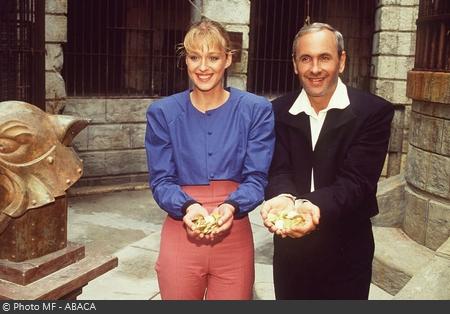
[183,203,209,240]
[210,203,235,239]
[260,194,295,233]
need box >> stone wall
[63,98,153,187]
[202,0,250,90]
[371,0,419,178]
[404,71,450,250]
[45,0,67,114]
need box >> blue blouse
[145,87,275,219]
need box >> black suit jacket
[265,86,394,228]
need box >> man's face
[292,30,346,105]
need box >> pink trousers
[155,181,255,300]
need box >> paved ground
[67,189,391,300]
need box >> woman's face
[185,43,232,93]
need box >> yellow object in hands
[191,212,222,234]
[267,210,306,230]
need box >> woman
[145,17,275,300]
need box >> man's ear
[339,50,346,74]
[292,57,299,75]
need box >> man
[261,22,394,299]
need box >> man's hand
[183,203,209,240]
[210,203,235,239]
[260,194,295,233]
[277,200,321,239]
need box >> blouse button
[207,131,212,135]
[208,152,212,156]
[210,173,214,178]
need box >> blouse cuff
[222,200,240,216]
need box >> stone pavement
[67,189,391,300]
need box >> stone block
[45,71,66,99]
[426,154,450,198]
[372,226,434,295]
[372,174,406,227]
[405,146,429,191]
[426,201,450,251]
[377,0,419,5]
[230,50,248,74]
[374,32,416,56]
[78,151,107,177]
[203,0,250,24]
[375,6,418,32]
[409,112,443,153]
[372,56,414,80]
[394,256,450,300]
[436,237,450,260]
[45,44,63,72]
[45,99,66,114]
[227,74,247,90]
[72,127,88,152]
[104,149,148,176]
[403,187,429,244]
[129,124,146,149]
[441,120,450,156]
[387,153,402,177]
[106,99,154,123]
[45,0,67,14]
[45,15,67,42]
[63,99,106,123]
[225,24,249,49]
[371,79,411,104]
[87,125,131,150]
[389,108,405,152]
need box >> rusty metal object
[0,101,89,238]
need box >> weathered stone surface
[436,237,450,260]
[405,146,429,191]
[129,124,146,149]
[45,15,67,42]
[230,50,249,74]
[106,99,155,123]
[413,101,450,119]
[203,0,250,24]
[442,120,450,156]
[45,71,66,99]
[372,174,406,227]
[394,256,450,300]
[409,112,443,153]
[64,99,106,123]
[426,201,450,250]
[375,6,418,32]
[377,0,419,6]
[372,226,434,295]
[371,56,414,80]
[389,108,405,152]
[104,149,148,176]
[370,79,411,104]
[88,125,132,150]
[373,31,416,56]
[72,127,88,151]
[387,152,402,177]
[403,186,428,244]
[45,44,63,72]
[78,151,107,177]
[227,74,247,90]
[45,99,66,114]
[426,154,450,198]
[45,0,67,14]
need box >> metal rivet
[11,255,16,259]
[11,240,16,245]
[31,200,37,206]
[77,168,82,174]
[66,179,72,184]
[61,227,65,232]
[31,252,35,256]
[47,156,54,164]
[31,238,35,241]
[31,222,35,227]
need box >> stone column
[202,0,250,90]
[45,0,68,114]
[371,0,419,177]
[405,71,450,250]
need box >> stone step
[394,238,450,300]
[372,226,434,295]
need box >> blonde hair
[178,17,234,56]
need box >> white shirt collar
[288,78,350,116]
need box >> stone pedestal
[0,197,118,300]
